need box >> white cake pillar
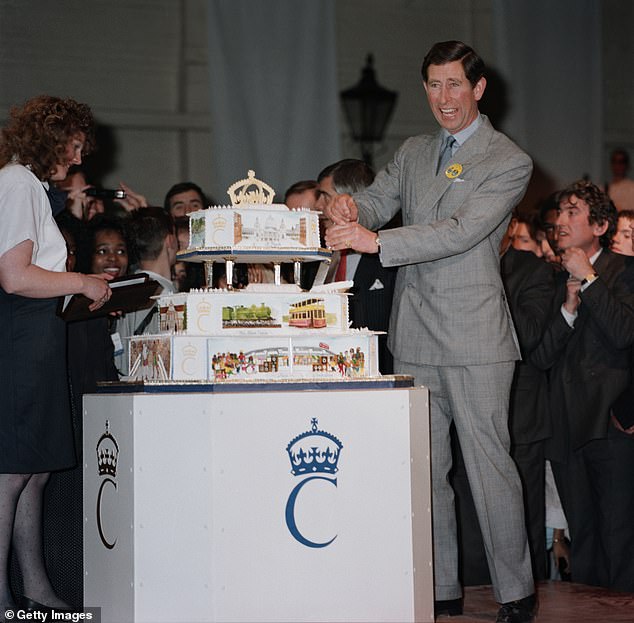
[203,260,214,288]
[225,259,234,290]
[293,260,302,285]
[273,262,281,285]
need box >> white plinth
[83,386,433,623]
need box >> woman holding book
[0,95,111,614]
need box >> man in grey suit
[324,41,535,623]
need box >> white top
[0,163,66,272]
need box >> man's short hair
[515,209,541,241]
[163,181,207,212]
[173,215,190,235]
[556,180,618,248]
[538,193,559,229]
[284,180,319,203]
[126,206,175,263]
[317,159,375,194]
[421,40,485,88]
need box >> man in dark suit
[606,336,634,593]
[502,237,556,580]
[314,159,397,373]
[531,180,634,589]
[592,210,634,593]
[453,212,556,584]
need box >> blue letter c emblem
[285,475,337,548]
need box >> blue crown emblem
[286,418,343,476]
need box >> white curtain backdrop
[492,0,602,203]
[206,0,340,202]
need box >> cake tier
[128,331,379,383]
[188,204,321,251]
[155,289,351,335]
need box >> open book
[58,272,162,321]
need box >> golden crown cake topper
[227,170,276,206]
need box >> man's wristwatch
[581,271,598,286]
[375,234,382,253]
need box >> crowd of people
[1,39,633,622]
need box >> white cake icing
[185,171,321,252]
[129,329,378,383]
[125,171,381,384]
[187,204,321,251]
[127,288,380,383]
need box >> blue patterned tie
[437,135,456,175]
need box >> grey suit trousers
[396,359,534,603]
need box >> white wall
[602,0,634,182]
[0,0,213,205]
[1,0,632,203]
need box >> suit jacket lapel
[416,131,448,210]
[420,116,494,210]
[593,248,618,281]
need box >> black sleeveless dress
[0,288,75,473]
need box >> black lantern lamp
[340,54,398,168]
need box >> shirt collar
[589,248,602,265]
[442,113,482,148]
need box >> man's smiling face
[424,60,485,134]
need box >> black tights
[0,473,68,611]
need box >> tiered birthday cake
[185,170,321,253]
[126,172,380,384]
[127,288,379,382]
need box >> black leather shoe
[21,596,74,614]
[435,597,463,616]
[496,594,537,623]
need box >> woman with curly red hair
[0,95,112,614]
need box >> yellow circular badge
[445,163,463,179]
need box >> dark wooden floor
[440,581,634,622]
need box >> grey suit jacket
[354,115,532,366]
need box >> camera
[85,188,126,200]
